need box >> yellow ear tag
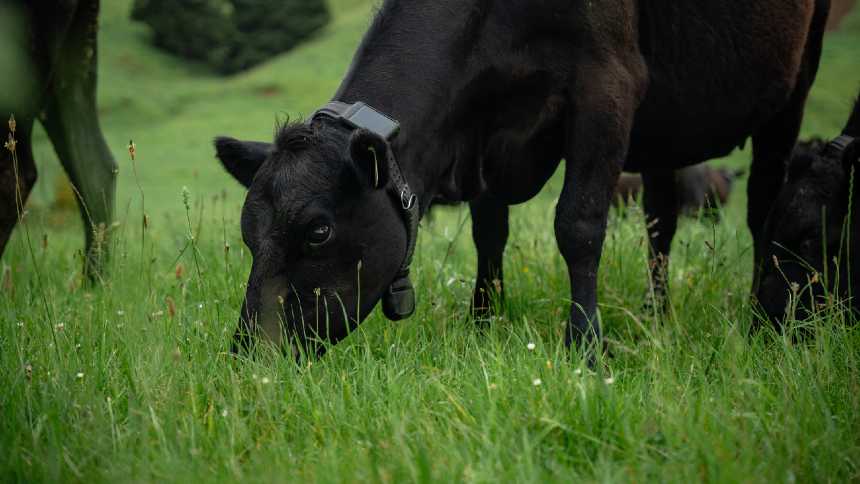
[368,146,379,188]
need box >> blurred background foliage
[131,0,330,74]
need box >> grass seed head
[4,133,16,153]
[166,296,176,318]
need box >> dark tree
[131,0,330,74]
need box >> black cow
[215,0,829,356]
[0,1,117,278]
[756,95,860,323]
[613,164,744,219]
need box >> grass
[2,1,860,482]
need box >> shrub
[131,0,330,74]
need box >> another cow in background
[756,95,860,324]
[0,0,117,279]
[613,165,744,219]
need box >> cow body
[613,165,743,219]
[216,0,829,356]
[0,0,117,278]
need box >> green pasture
[2,1,860,482]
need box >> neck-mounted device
[310,101,418,321]
[825,134,856,159]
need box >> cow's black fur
[0,0,117,278]
[757,95,860,324]
[216,0,830,357]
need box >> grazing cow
[756,95,860,323]
[613,165,744,219]
[0,1,117,278]
[215,0,829,356]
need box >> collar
[311,101,418,321]
[825,134,856,159]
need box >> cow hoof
[642,289,669,315]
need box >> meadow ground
[2,1,860,482]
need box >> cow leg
[40,5,117,281]
[748,95,810,292]
[641,169,679,310]
[470,193,509,320]
[749,3,825,293]
[556,68,642,355]
[0,121,37,257]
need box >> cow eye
[307,224,333,246]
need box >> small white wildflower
[75,344,81,350]
[252,374,258,380]
[261,377,271,385]
[221,409,228,418]
[574,368,582,376]
[55,323,65,331]
[197,303,203,309]
[527,342,536,351]
[116,310,125,316]
[532,378,542,386]
[76,372,84,379]
[16,321,23,328]
[604,377,615,385]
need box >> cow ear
[214,137,271,188]
[349,129,391,190]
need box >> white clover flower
[221,409,228,417]
[76,372,84,379]
[116,310,125,316]
[604,377,615,385]
[527,342,536,351]
[532,378,542,386]
[261,377,270,385]
[574,369,582,376]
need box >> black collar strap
[825,134,856,159]
[311,101,418,321]
[313,101,400,140]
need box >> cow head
[756,99,860,324]
[215,113,417,356]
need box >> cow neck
[331,9,483,212]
